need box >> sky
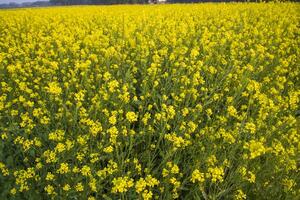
[0,0,47,3]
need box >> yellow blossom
[111,176,134,193]
[46,82,62,96]
[63,184,71,191]
[126,111,138,123]
[57,163,69,174]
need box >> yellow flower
[234,189,246,200]
[0,162,9,176]
[73,166,80,173]
[170,165,179,174]
[162,168,169,177]
[247,171,256,183]
[1,132,8,140]
[57,163,69,174]
[145,175,159,187]
[63,184,71,191]
[109,115,117,125]
[90,121,102,137]
[136,175,159,193]
[207,167,224,183]
[142,189,153,200]
[126,111,138,123]
[55,143,66,153]
[135,178,147,193]
[44,185,55,195]
[169,177,181,189]
[48,130,65,141]
[81,165,91,176]
[164,133,190,149]
[89,178,97,192]
[244,140,266,159]
[103,145,114,153]
[227,106,238,118]
[191,169,205,183]
[182,108,189,117]
[245,122,256,134]
[75,182,84,192]
[10,188,17,195]
[46,82,62,96]
[108,80,119,92]
[111,176,134,193]
[45,172,55,181]
[282,178,296,192]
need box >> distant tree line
[49,0,294,5]
[50,0,223,5]
[49,0,149,5]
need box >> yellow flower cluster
[164,133,191,149]
[45,82,62,96]
[0,162,9,176]
[111,176,134,193]
[0,3,299,200]
[126,111,138,123]
[244,140,268,159]
[135,175,159,200]
[191,169,205,184]
[207,166,225,183]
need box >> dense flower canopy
[0,3,299,200]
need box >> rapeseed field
[0,3,299,200]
